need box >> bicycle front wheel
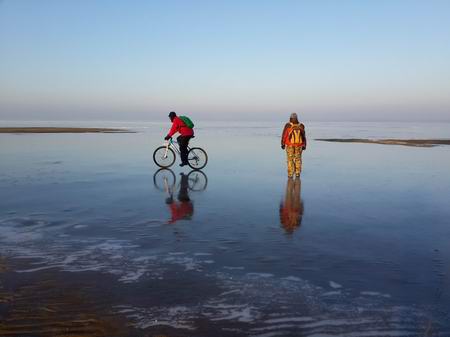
[187,147,208,170]
[153,168,176,191]
[153,146,176,168]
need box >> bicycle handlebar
[164,138,175,146]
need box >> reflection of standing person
[281,113,306,177]
[279,178,304,234]
[166,173,194,224]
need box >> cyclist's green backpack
[179,116,194,129]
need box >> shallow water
[1,121,450,336]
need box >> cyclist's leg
[178,136,191,164]
[184,136,193,162]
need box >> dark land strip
[0,127,134,133]
[316,138,450,147]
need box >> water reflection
[279,177,304,234]
[153,169,208,224]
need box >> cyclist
[281,113,307,177]
[164,111,194,167]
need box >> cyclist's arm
[167,119,181,138]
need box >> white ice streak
[329,281,342,289]
[246,272,274,278]
[251,331,292,337]
[251,315,422,337]
[361,291,391,298]
[223,266,245,270]
[306,331,416,337]
[119,269,147,283]
[114,305,196,331]
[219,289,241,297]
[282,276,302,282]
[209,306,257,323]
[263,317,314,324]
[163,255,200,271]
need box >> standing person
[281,113,307,177]
[165,111,194,167]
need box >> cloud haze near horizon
[1,0,450,122]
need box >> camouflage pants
[285,146,303,176]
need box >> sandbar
[316,138,450,147]
[0,127,133,133]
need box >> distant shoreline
[316,138,450,147]
[0,127,134,134]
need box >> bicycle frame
[162,139,191,158]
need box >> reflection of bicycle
[153,138,208,170]
[153,169,208,192]
[186,170,208,191]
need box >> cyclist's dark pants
[177,135,192,164]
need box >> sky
[1,0,450,122]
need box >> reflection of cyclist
[166,173,194,224]
[279,178,304,234]
[164,111,194,167]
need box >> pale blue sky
[1,0,450,121]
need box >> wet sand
[0,127,133,133]
[316,138,450,147]
[0,257,135,337]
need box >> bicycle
[153,138,208,170]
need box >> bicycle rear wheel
[187,170,208,191]
[153,146,176,168]
[187,147,208,170]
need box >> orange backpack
[284,123,303,146]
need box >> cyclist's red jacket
[167,117,194,138]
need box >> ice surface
[1,122,450,335]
